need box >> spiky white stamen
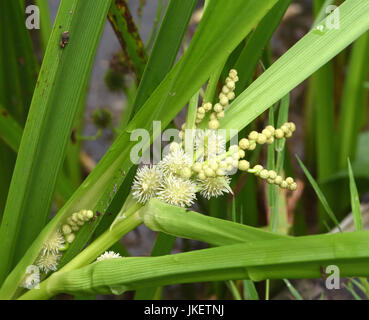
[198,176,231,199]
[96,251,122,262]
[41,229,65,255]
[36,252,61,273]
[132,166,162,204]
[158,149,192,175]
[157,175,196,208]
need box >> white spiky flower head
[195,129,226,159]
[158,148,192,175]
[96,251,122,262]
[36,252,61,274]
[157,175,197,208]
[198,175,231,199]
[132,165,162,204]
[41,229,65,255]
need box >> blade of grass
[36,0,52,54]
[0,107,22,152]
[296,156,342,231]
[132,0,197,113]
[234,0,292,95]
[348,159,363,231]
[283,279,303,300]
[337,31,369,169]
[108,0,147,81]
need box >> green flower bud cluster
[92,109,113,130]
[208,69,239,130]
[249,164,297,191]
[238,122,296,151]
[63,209,94,244]
[195,102,212,125]
[34,209,93,276]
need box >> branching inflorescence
[132,69,297,208]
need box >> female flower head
[132,165,162,204]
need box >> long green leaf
[132,0,197,113]
[337,31,369,169]
[296,156,342,231]
[0,108,22,152]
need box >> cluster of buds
[194,69,239,130]
[249,165,297,191]
[34,210,95,274]
[132,68,298,209]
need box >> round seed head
[222,85,230,94]
[157,175,197,208]
[253,165,263,174]
[132,165,162,204]
[198,176,231,199]
[265,125,275,135]
[238,149,245,159]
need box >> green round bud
[280,181,288,189]
[198,107,205,114]
[285,177,294,184]
[275,129,284,139]
[214,103,223,113]
[181,167,192,179]
[66,233,75,244]
[248,131,259,140]
[253,165,263,174]
[222,85,230,94]
[239,138,250,150]
[192,162,202,172]
[205,168,215,177]
[209,120,219,130]
[227,92,235,100]
[257,134,267,144]
[262,129,272,139]
[62,224,72,235]
[92,109,112,129]
[203,102,212,111]
[238,160,250,171]
[216,111,225,119]
[259,169,269,179]
[265,125,275,135]
[268,170,277,180]
[289,182,298,191]
[274,176,283,185]
[238,149,245,159]
[198,171,206,180]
